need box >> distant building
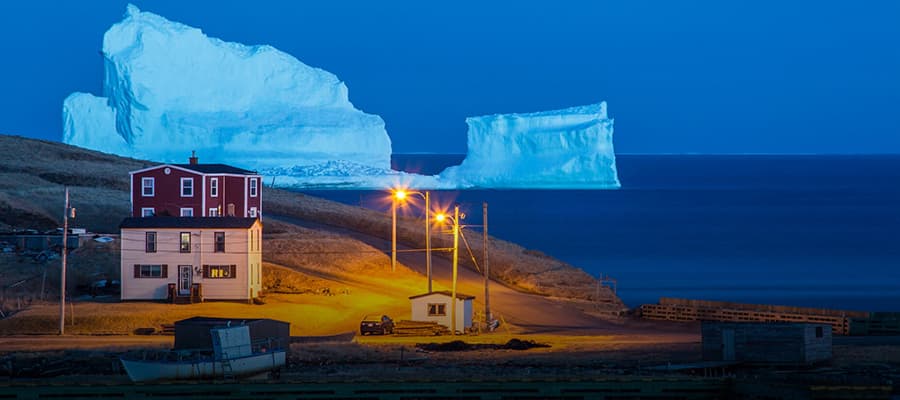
[129,153,262,219]
[409,291,474,332]
[702,321,832,365]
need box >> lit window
[142,177,154,196]
[181,178,194,197]
[204,265,236,279]
[180,208,193,217]
[145,232,156,253]
[249,178,258,197]
[141,208,155,217]
[210,178,218,197]
[214,232,225,253]
[180,232,191,253]
[427,303,446,316]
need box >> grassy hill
[0,134,622,333]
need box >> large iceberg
[439,103,619,188]
[63,4,391,171]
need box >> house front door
[178,265,192,296]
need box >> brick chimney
[189,150,198,165]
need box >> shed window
[142,177,154,196]
[214,232,225,252]
[180,232,191,253]
[145,232,156,253]
[204,265,236,279]
[427,303,446,316]
[181,177,194,197]
[134,264,167,278]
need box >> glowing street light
[434,204,461,335]
[390,189,432,290]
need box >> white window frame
[249,178,258,197]
[141,177,155,197]
[210,177,219,197]
[141,207,155,217]
[249,207,258,218]
[209,208,219,217]
[180,208,194,217]
[181,177,194,197]
[428,303,447,316]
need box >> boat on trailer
[121,324,286,382]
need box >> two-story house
[129,153,263,219]
[120,154,264,302]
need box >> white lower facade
[120,222,262,301]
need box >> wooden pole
[59,187,68,335]
[451,205,459,335]
[483,202,491,328]
[391,197,397,273]
[425,191,432,293]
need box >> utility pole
[450,205,459,336]
[59,187,72,335]
[391,197,397,273]
[425,191,432,293]
[483,202,491,329]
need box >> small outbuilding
[702,321,832,365]
[409,291,475,333]
[173,316,290,350]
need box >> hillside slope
[0,134,622,307]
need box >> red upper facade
[130,155,262,219]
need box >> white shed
[409,291,475,332]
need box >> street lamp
[391,189,432,291]
[434,204,461,335]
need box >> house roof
[120,217,259,229]
[170,164,257,175]
[130,163,258,176]
[408,291,476,300]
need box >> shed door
[178,265,193,295]
[722,329,736,361]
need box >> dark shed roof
[171,163,257,175]
[120,217,258,229]
[409,291,476,300]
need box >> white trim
[243,176,248,218]
[141,207,155,217]
[210,177,219,197]
[201,176,206,216]
[180,208,194,217]
[129,173,133,214]
[141,177,155,197]
[129,164,258,178]
[249,178,258,197]
[180,177,194,197]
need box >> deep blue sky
[0,1,898,154]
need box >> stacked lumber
[393,320,450,336]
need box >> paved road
[270,214,686,335]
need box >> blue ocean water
[303,155,900,312]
